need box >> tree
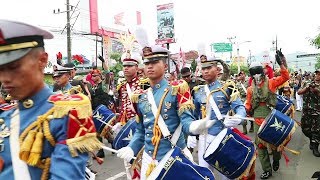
[190,59,197,73]
[229,64,249,76]
[310,30,320,69]
[109,52,123,81]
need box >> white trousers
[198,134,231,180]
[295,92,303,110]
[124,160,132,180]
[140,147,193,180]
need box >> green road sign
[211,43,233,52]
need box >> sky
[1,0,320,63]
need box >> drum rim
[113,119,137,149]
[147,148,176,180]
[203,128,228,158]
[258,109,295,146]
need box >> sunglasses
[92,74,100,77]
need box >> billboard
[156,3,175,44]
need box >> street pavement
[91,111,320,180]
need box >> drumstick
[95,118,114,128]
[222,115,255,122]
[101,146,136,160]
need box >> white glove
[117,146,134,162]
[112,122,122,135]
[187,136,198,148]
[223,115,242,127]
[189,119,216,134]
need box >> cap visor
[0,48,32,66]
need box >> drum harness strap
[146,87,183,177]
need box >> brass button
[0,119,4,125]
[22,99,34,108]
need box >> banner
[156,3,175,44]
[103,35,112,66]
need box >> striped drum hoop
[204,128,256,179]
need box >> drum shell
[276,95,293,114]
[258,109,295,147]
[148,147,215,180]
[92,104,116,134]
[113,118,137,150]
[204,128,255,179]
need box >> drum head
[204,128,228,158]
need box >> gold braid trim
[66,132,103,157]
[146,88,169,177]
[40,158,51,180]
[19,108,56,180]
[178,103,195,116]
[53,99,92,119]
[135,115,140,123]
[238,151,257,179]
[222,80,240,102]
[171,80,189,95]
[43,120,55,146]
[131,93,141,103]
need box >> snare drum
[276,95,293,114]
[113,118,137,150]
[204,128,256,179]
[147,147,215,180]
[92,104,117,138]
[258,109,296,148]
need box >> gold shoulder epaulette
[222,79,240,101]
[170,79,189,95]
[48,93,92,119]
[131,89,146,103]
[192,85,204,93]
[139,77,150,84]
[116,80,127,91]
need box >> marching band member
[117,45,214,179]
[0,19,101,179]
[245,50,289,179]
[115,51,144,179]
[298,69,320,157]
[192,55,247,180]
[236,71,254,134]
[52,66,73,92]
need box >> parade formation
[1,3,320,179]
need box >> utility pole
[53,0,79,63]
[66,0,72,63]
[227,36,236,61]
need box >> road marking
[105,172,126,180]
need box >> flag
[179,47,186,69]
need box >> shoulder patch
[0,102,17,111]
[48,93,92,119]
[192,85,204,93]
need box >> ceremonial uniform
[245,60,290,179]
[0,20,101,180]
[117,45,215,179]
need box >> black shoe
[96,149,105,158]
[249,125,254,133]
[260,171,272,179]
[273,160,280,171]
[313,148,320,157]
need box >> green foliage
[229,64,249,76]
[315,56,320,70]
[310,33,320,49]
[109,52,123,82]
[190,59,197,72]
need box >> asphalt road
[90,111,320,180]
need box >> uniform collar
[151,78,168,91]
[18,85,53,110]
